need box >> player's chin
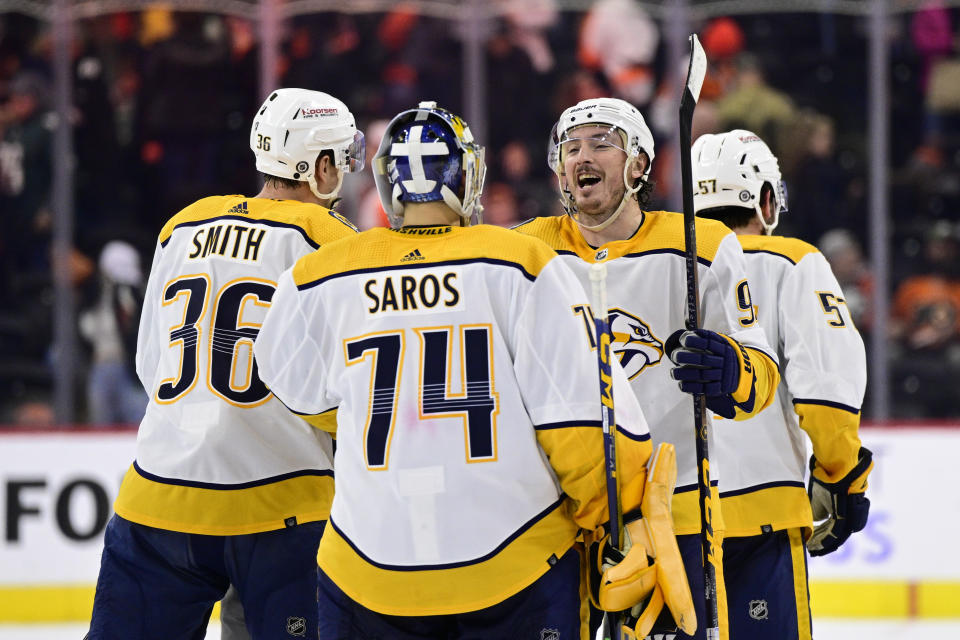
[574,195,614,217]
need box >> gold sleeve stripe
[296,256,540,291]
[794,402,864,484]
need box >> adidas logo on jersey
[227,201,249,214]
[401,249,425,262]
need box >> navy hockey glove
[665,329,747,419]
[807,446,873,557]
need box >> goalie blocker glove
[807,446,873,557]
[665,328,758,419]
[587,443,697,639]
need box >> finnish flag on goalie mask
[389,120,458,204]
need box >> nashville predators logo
[608,308,663,379]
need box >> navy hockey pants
[316,546,581,639]
[86,514,325,640]
[723,528,812,640]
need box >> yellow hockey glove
[588,443,697,639]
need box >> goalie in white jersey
[255,102,696,640]
[514,98,783,640]
[86,89,364,640]
[692,129,872,640]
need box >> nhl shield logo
[595,248,608,261]
[286,616,307,637]
[540,629,560,640]
[749,599,769,621]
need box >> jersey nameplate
[364,269,462,315]
[188,223,267,262]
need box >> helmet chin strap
[309,170,344,207]
[572,158,643,232]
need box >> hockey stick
[679,33,720,640]
[589,261,622,640]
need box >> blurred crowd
[1,1,959,424]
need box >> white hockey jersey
[514,212,781,536]
[113,195,357,535]
[254,224,653,616]
[716,235,867,538]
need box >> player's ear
[315,152,335,180]
[629,152,649,181]
[760,183,775,223]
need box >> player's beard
[572,176,627,226]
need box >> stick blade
[683,34,707,105]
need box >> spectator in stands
[79,241,147,425]
[577,0,658,108]
[717,53,795,152]
[0,71,52,281]
[891,222,960,351]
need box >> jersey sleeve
[782,252,867,483]
[135,242,165,394]
[513,257,652,533]
[699,232,780,419]
[253,267,339,428]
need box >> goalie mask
[373,101,486,228]
[691,129,788,234]
[250,88,365,203]
[549,97,655,232]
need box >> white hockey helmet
[549,97,655,231]
[691,129,788,234]
[250,88,364,203]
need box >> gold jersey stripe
[671,484,726,536]
[719,483,813,538]
[317,503,578,616]
[114,464,334,535]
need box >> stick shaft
[680,34,720,637]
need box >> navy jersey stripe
[743,248,797,265]
[719,480,806,499]
[533,420,650,442]
[792,397,861,414]
[132,460,333,490]
[297,257,538,291]
[674,479,720,494]
[162,215,321,249]
[328,497,566,571]
[622,248,713,267]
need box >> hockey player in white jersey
[515,98,783,640]
[86,88,364,640]
[691,129,872,640]
[255,101,696,640]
